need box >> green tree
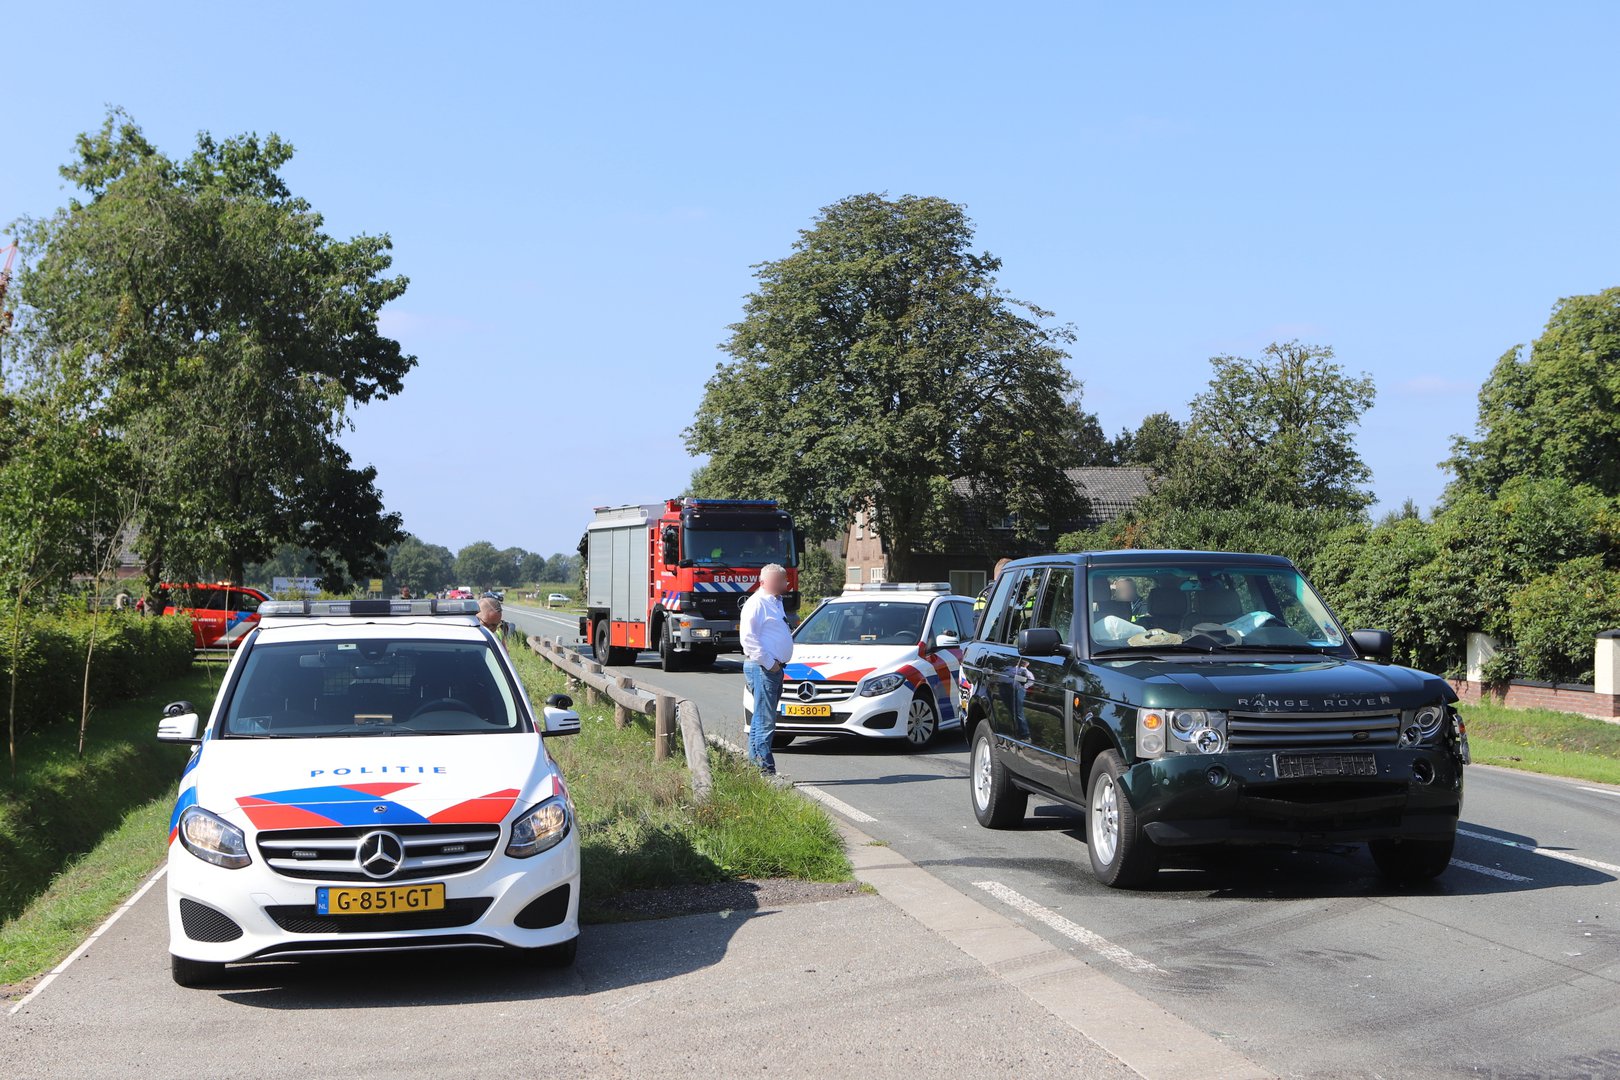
[1508,557,1620,683]
[1152,342,1376,514]
[11,109,412,590]
[454,541,505,588]
[390,535,454,595]
[1448,288,1620,498]
[1110,411,1184,475]
[686,193,1090,580]
[797,544,845,602]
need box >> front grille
[257,824,502,882]
[180,898,244,942]
[264,897,492,934]
[1227,711,1400,752]
[783,680,858,704]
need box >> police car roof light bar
[259,598,482,618]
[842,582,951,593]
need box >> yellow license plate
[317,883,445,915]
[782,704,832,717]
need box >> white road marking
[1449,859,1532,882]
[795,783,878,824]
[1577,786,1620,800]
[1458,828,1620,877]
[972,880,1167,976]
[9,866,168,1016]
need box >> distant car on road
[156,597,583,987]
[547,592,571,607]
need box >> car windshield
[1085,563,1351,655]
[685,529,793,567]
[794,601,928,645]
[220,638,526,737]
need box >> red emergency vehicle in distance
[582,498,802,671]
[160,582,271,650]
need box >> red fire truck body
[582,498,801,671]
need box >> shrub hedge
[0,612,194,742]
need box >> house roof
[947,466,1152,529]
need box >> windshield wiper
[1213,643,1339,655]
[1091,643,1217,656]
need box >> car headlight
[1399,705,1448,747]
[859,673,907,697]
[506,797,571,859]
[178,806,251,869]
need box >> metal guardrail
[527,635,713,800]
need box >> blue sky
[6,2,1617,557]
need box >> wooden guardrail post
[654,694,675,761]
[613,675,634,730]
[677,699,712,800]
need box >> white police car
[156,598,582,987]
[745,584,976,749]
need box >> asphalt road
[506,603,1620,1080]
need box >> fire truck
[582,498,802,671]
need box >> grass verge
[507,646,850,918]
[1458,701,1620,785]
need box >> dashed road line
[9,866,167,1016]
[1458,828,1620,877]
[796,783,878,824]
[973,880,1167,976]
[1577,786,1620,800]
[1449,859,1532,882]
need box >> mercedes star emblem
[797,682,817,702]
[356,830,406,879]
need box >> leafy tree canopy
[685,193,1093,580]
[1448,287,1620,499]
[9,109,413,589]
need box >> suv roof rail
[259,599,482,619]
[841,582,950,593]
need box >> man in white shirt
[740,563,794,776]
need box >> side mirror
[542,705,581,737]
[158,705,202,744]
[1017,627,1066,658]
[660,526,679,566]
[545,693,573,709]
[1350,629,1393,663]
[933,631,961,651]
[793,528,806,567]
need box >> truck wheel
[594,622,628,667]
[904,691,939,749]
[1086,751,1157,888]
[1369,836,1455,883]
[171,954,227,988]
[970,721,1027,828]
[658,622,685,672]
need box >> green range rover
[960,551,1469,888]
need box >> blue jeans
[744,660,783,774]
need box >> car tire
[518,936,579,969]
[1086,751,1158,888]
[904,691,939,749]
[970,721,1028,828]
[771,733,797,749]
[171,954,227,988]
[658,622,685,672]
[1369,835,1455,883]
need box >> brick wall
[1450,678,1620,720]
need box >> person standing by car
[741,563,794,777]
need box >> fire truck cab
[583,499,802,671]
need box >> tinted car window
[1001,569,1043,645]
[222,639,524,737]
[230,590,262,613]
[1034,568,1076,643]
[929,602,961,641]
[949,601,977,639]
[979,569,1024,644]
[189,588,226,611]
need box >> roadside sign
[368,578,384,594]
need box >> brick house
[843,466,1153,597]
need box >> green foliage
[1462,700,1620,785]
[1110,411,1184,473]
[0,613,193,747]
[0,664,215,925]
[1312,517,1442,670]
[1150,341,1376,515]
[797,544,845,601]
[10,109,413,589]
[1060,501,1361,581]
[454,541,505,588]
[1448,288,1620,498]
[390,535,455,594]
[686,193,1092,579]
[1508,557,1620,683]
